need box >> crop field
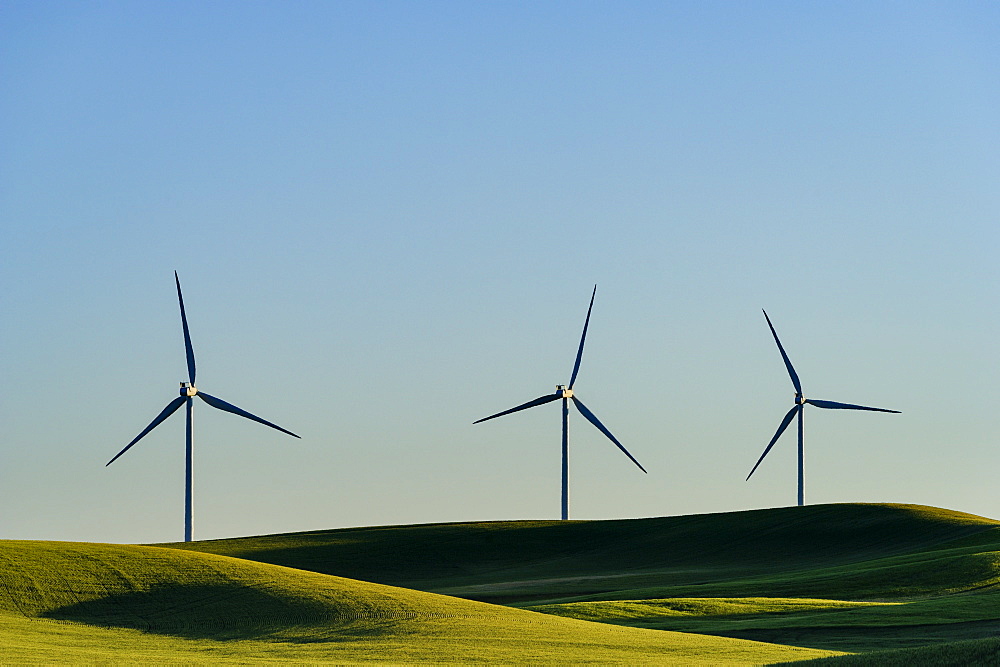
[5,503,1000,663]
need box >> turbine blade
[763,310,801,395]
[175,271,196,385]
[568,285,597,390]
[107,396,187,466]
[571,396,646,473]
[806,399,901,413]
[473,393,561,424]
[746,405,799,481]
[197,392,300,438]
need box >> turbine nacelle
[556,385,573,398]
[180,382,198,397]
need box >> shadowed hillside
[169,503,1000,603]
[782,637,1000,665]
[169,503,1000,655]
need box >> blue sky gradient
[2,1,999,543]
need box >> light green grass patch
[526,596,896,623]
[528,590,1000,653]
[531,590,1000,629]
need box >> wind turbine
[747,310,900,506]
[474,285,646,520]
[107,272,300,542]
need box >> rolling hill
[6,503,1000,662]
[0,539,835,663]
[168,503,1000,601]
[169,503,1000,654]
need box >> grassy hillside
[170,503,1000,603]
[8,503,999,662]
[0,539,836,664]
[170,503,1000,656]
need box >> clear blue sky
[2,1,998,543]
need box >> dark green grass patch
[171,503,1000,604]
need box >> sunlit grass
[525,592,1000,652]
[525,596,897,624]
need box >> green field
[5,503,1000,663]
[0,540,833,663]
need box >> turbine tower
[474,285,646,520]
[107,272,299,541]
[747,310,900,506]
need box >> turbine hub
[795,393,806,405]
[180,382,198,397]
[557,385,573,398]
